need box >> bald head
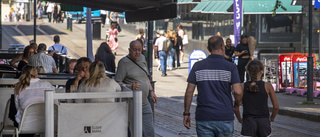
[129,40,142,61]
[130,40,142,49]
[207,36,224,53]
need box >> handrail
[45,90,142,137]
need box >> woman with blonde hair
[166,30,177,70]
[14,65,55,125]
[77,61,121,103]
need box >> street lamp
[307,0,313,103]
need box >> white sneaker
[180,61,184,64]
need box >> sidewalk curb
[269,107,320,122]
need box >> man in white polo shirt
[155,30,168,77]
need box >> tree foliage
[271,0,287,17]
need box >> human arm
[266,82,279,122]
[234,103,242,123]
[233,83,243,107]
[147,77,157,103]
[10,55,23,68]
[110,12,114,22]
[52,67,58,73]
[234,83,243,123]
[183,83,196,129]
[234,50,248,57]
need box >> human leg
[159,51,167,75]
[175,47,180,67]
[142,104,155,137]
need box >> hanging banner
[233,0,242,47]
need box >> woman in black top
[235,34,250,83]
[95,42,116,73]
[17,46,36,71]
[234,60,279,137]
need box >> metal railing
[44,90,142,137]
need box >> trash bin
[67,14,73,31]
[93,21,101,40]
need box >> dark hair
[54,35,60,43]
[75,57,92,71]
[138,28,144,35]
[246,60,264,93]
[30,43,38,50]
[240,34,248,44]
[22,46,35,59]
[38,43,47,52]
[226,38,231,42]
[207,36,224,52]
[67,59,77,70]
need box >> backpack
[162,38,172,52]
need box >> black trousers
[47,12,52,22]
[237,58,250,83]
[173,47,180,68]
[101,14,106,25]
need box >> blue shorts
[196,120,234,137]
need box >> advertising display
[292,54,316,88]
[278,53,316,89]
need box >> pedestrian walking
[224,38,234,63]
[166,30,177,70]
[234,60,279,137]
[108,23,119,55]
[100,10,107,28]
[49,35,67,55]
[235,34,250,83]
[184,35,243,136]
[46,2,54,23]
[177,24,185,63]
[37,1,44,19]
[115,40,157,137]
[155,30,169,76]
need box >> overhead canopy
[191,1,211,12]
[177,0,199,4]
[191,0,302,14]
[44,0,177,22]
[201,1,233,13]
[244,0,302,14]
[291,0,315,6]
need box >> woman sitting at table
[17,45,36,71]
[77,61,121,103]
[14,65,55,125]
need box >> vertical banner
[233,0,242,47]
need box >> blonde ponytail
[85,61,108,87]
[14,66,37,94]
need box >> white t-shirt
[46,3,54,13]
[155,36,167,51]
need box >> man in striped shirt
[28,43,58,73]
[183,36,243,136]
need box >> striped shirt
[28,52,57,73]
[187,54,240,121]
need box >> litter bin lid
[189,49,207,59]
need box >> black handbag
[115,38,118,42]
